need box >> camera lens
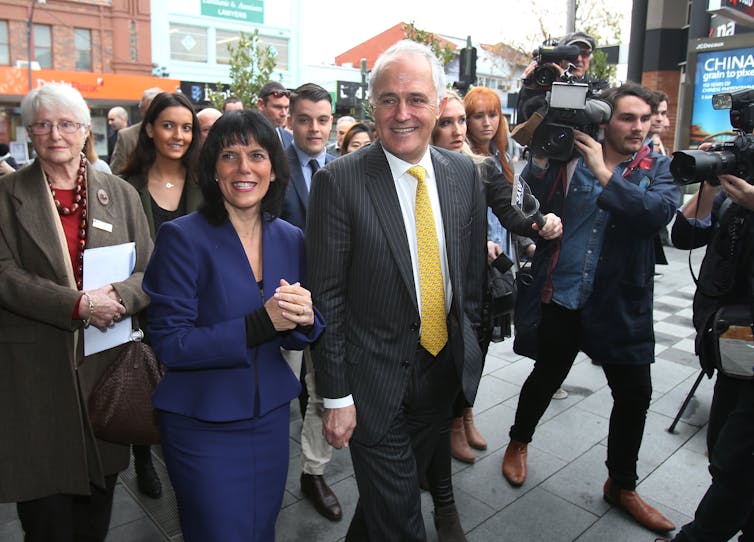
[533,66,556,87]
[670,150,735,185]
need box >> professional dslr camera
[529,74,612,162]
[527,42,581,88]
[670,89,754,185]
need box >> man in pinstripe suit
[307,40,486,541]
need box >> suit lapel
[364,142,418,310]
[12,161,72,285]
[286,146,310,213]
[432,147,462,299]
[85,168,120,249]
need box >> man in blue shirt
[280,83,343,523]
[504,82,680,535]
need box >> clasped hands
[265,278,314,331]
[78,284,125,330]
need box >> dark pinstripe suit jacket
[307,141,486,445]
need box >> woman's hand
[265,279,314,331]
[79,284,126,330]
[486,241,503,265]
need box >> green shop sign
[201,0,264,23]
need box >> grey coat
[0,160,153,501]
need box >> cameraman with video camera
[665,90,754,542]
[504,82,679,535]
[517,31,600,124]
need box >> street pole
[566,0,576,34]
[360,58,367,121]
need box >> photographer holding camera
[664,110,754,540]
[504,82,679,535]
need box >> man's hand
[573,131,612,186]
[533,213,563,240]
[323,405,356,449]
[719,174,754,212]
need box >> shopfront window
[215,30,288,71]
[33,24,51,69]
[170,24,207,63]
[215,29,237,65]
[74,28,91,71]
[0,21,9,65]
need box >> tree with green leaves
[403,22,455,67]
[206,29,278,109]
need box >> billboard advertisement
[690,44,754,146]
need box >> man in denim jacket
[505,82,680,535]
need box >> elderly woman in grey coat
[0,83,152,541]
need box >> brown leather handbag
[88,330,164,445]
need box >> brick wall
[642,69,682,154]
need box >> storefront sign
[0,67,181,101]
[200,0,263,23]
[709,0,754,28]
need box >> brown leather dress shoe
[502,439,527,487]
[463,408,487,451]
[603,478,675,534]
[301,473,343,521]
[450,417,475,463]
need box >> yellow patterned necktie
[408,165,448,356]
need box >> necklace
[165,182,175,189]
[47,153,87,289]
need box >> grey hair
[21,83,91,127]
[369,40,446,107]
[336,115,356,128]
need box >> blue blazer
[282,145,336,230]
[143,212,325,422]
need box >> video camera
[670,89,754,185]
[528,44,581,88]
[529,77,612,162]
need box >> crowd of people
[0,29,749,542]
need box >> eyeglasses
[28,120,83,135]
[263,90,290,99]
[577,48,592,58]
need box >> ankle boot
[133,445,162,498]
[450,417,475,463]
[502,439,527,487]
[603,478,675,534]
[433,503,468,542]
[462,408,487,450]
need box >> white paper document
[82,242,136,356]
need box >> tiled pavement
[1,244,732,541]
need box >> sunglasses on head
[264,90,290,99]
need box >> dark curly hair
[120,92,201,186]
[198,110,290,225]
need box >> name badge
[92,218,113,232]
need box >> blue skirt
[159,404,290,542]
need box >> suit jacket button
[410,322,419,332]
[401,360,410,368]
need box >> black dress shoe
[300,473,342,521]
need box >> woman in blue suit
[143,110,325,541]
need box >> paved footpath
[1,244,732,541]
